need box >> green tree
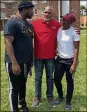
[85,8,87,15]
[80,5,86,15]
[80,5,85,10]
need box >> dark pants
[5,62,30,112]
[34,59,55,99]
[54,56,74,104]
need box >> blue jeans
[34,59,55,99]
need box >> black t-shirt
[4,18,33,63]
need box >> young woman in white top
[54,13,80,111]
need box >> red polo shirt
[32,19,61,59]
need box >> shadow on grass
[1,91,87,111]
[30,95,86,111]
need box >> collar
[42,19,53,24]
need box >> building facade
[0,0,80,30]
[32,0,80,28]
[80,16,87,27]
[0,0,18,31]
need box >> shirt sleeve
[4,19,16,37]
[73,30,80,41]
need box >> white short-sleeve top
[57,26,80,59]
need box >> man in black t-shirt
[4,1,34,112]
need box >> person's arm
[74,27,80,35]
[56,27,61,56]
[56,41,58,56]
[5,36,17,64]
[73,41,80,65]
[4,36,21,75]
[70,31,80,73]
[4,19,21,75]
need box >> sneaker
[55,97,65,104]
[48,98,56,108]
[32,98,40,107]
[19,105,30,112]
[65,103,72,111]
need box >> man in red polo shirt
[32,6,61,107]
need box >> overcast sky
[80,1,87,7]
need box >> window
[41,0,47,3]
[1,11,6,18]
[1,3,5,8]
[32,1,37,5]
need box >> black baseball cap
[18,1,34,10]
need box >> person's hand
[74,28,80,35]
[28,68,32,77]
[12,63,21,75]
[56,50,58,56]
[70,60,79,74]
[70,64,77,74]
[10,14,19,19]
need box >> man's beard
[44,17,51,22]
[27,14,33,19]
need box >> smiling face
[43,6,54,22]
[60,13,76,29]
[60,17,71,29]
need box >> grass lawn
[1,29,87,111]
